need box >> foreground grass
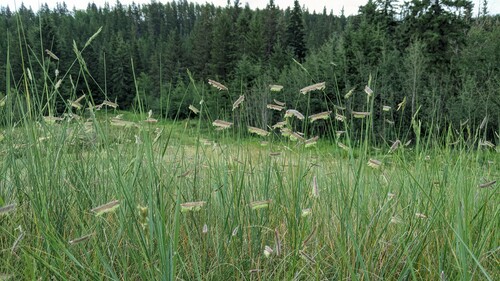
[0,115,498,280]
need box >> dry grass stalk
[69,233,94,245]
[385,119,395,125]
[479,180,496,188]
[11,227,24,254]
[302,227,316,247]
[189,104,200,114]
[299,250,315,264]
[267,104,284,111]
[274,228,282,256]
[248,126,270,137]
[45,49,59,60]
[352,111,371,118]
[0,203,16,215]
[284,109,305,120]
[273,99,286,106]
[249,199,272,210]
[269,84,284,92]
[312,176,319,197]
[180,201,206,212]
[91,200,120,216]
[212,119,233,129]
[300,82,326,94]
[336,131,345,137]
[232,95,245,110]
[178,170,191,178]
[309,111,332,123]
[208,79,228,91]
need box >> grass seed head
[479,180,496,188]
[415,213,427,219]
[344,87,356,99]
[285,109,305,120]
[180,201,206,213]
[367,159,382,169]
[232,95,245,110]
[208,79,228,91]
[267,104,285,111]
[264,245,274,257]
[45,49,60,60]
[335,113,346,122]
[249,199,272,210]
[69,233,94,245]
[189,105,200,114]
[269,84,284,92]
[389,140,401,153]
[248,126,270,137]
[309,111,332,123]
[301,208,312,217]
[352,111,371,118]
[272,121,287,129]
[273,99,286,106]
[0,203,16,215]
[212,120,233,130]
[364,85,373,97]
[305,136,319,147]
[300,82,326,94]
[232,226,239,236]
[91,200,120,216]
[397,97,406,111]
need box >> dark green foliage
[1,0,499,142]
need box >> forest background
[0,0,499,143]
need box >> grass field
[0,103,498,280]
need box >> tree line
[0,0,499,143]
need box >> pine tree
[286,0,307,62]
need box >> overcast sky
[2,0,499,16]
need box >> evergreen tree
[286,0,307,62]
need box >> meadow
[0,23,498,281]
[0,75,498,280]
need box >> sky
[2,0,500,16]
